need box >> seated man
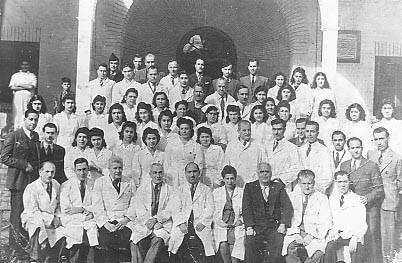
[128,163,173,263]
[21,161,65,262]
[92,156,136,263]
[168,162,215,262]
[60,157,98,263]
[282,169,332,263]
[323,171,367,263]
[242,162,293,263]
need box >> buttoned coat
[239,75,269,103]
[128,182,173,244]
[168,182,215,256]
[189,73,213,95]
[212,186,245,260]
[205,92,236,122]
[39,143,66,184]
[212,78,240,99]
[282,186,332,256]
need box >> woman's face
[281,88,292,101]
[155,94,167,109]
[179,124,192,140]
[91,135,103,149]
[76,133,88,149]
[199,132,211,147]
[125,92,137,107]
[253,108,264,123]
[278,107,290,121]
[293,72,303,85]
[63,99,75,113]
[255,91,267,103]
[206,110,218,124]
[31,100,42,112]
[111,109,123,123]
[223,173,236,189]
[265,101,275,115]
[381,104,394,119]
[122,126,135,143]
[94,101,105,114]
[139,109,150,122]
[316,75,326,88]
[275,75,285,87]
[145,134,158,148]
[349,107,361,122]
[176,104,187,117]
[160,115,172,130]
[321,103,332,118]
[228,111,239,124]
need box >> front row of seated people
[22,156,369,263]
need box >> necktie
[190,183,196,199]
[220,97,225,120]
[251,75,255,86]
[30,131,34,140]
[151,183,161,216]
[335,151,340,168]
[80,181,85,202]
[262,186,268,202]
[112,178,121,194]
[46,183,52,199]
[181,88,186,95]
[306,143,312,157]
[340,195,344,207]
[378,152,383,165]
[171,76,175,86]
[243,140,247,146]
[302,195,309,215]
[46,144,52,158]
[273,140,279,152]
[100,79,104,87]
[351,160,357,171]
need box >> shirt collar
[22,126,31,138]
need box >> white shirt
[112,78,141,104]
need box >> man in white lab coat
[128,163,173,263]
[60,157,98,263]
[168,162,215,262]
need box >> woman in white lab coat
[223,104,241,144]
[313,99,341,148]
[310,72,337,120]
[64,127,90,179]
[249,104,272,143]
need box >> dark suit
[212,78,240,100]
[0,128,40,256]
[187,101,206,125]
[242,179,293,263]
[39,143,66,184]
[107,70,124,83]
[239,75,269,103]
[188,73,213,96]
[339,158,385,263]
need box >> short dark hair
[332,130,346,141]
[221,165,237,178]
[108,103,127,124]
[305,120,319,132]
[88,128,107,148]
[178,70,189,77]
[347,137,362,148]
[225,104,241,124]
[142,127,160,145]
[122,62,133,70]
[296,117,307,125]
[61,77,71,84]
[271,118,286,128]
[92,95,106,111]
[249,105,267,123]
[196,126,214,144]
[248,58,259,66]
[28,94,48,114]
[297,169,315,180]
[373,126,389,137]
[152,91,169,108]
[24,108,39,118]
[158,110,174,127]
[121,88,138,103]
[74,157,88,167]
[334,170,350,180]
[98,63,108,69]
[345,103,366,121]
[42,122,57,133]
[135,102,154,123]
[119,121,137,142]
[72,127,89,147]
[148,65,158,72]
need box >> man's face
[122,66,134,80]
[133,57,143,70]
[278,107,290,121]
[221,65,232,78]
[185,163,200,184]
[237,88,249,104]
[97,66,107,79]
[305,124,318,143]
[332,134,346,151]
[373,131,389,152]
[257,163,272,185]
[293,72,303,85]
[150,164,164,184]
[272,123,285,141]
[299,176,315,195]
[168,61,178,76]
[43,127,56,144]
[248,61,258,75]
[75,162,89,181]
[40,163,55,184]
[335,174,350,194]
[21,61,30,72]
[179,124,191,140]
[238,122,251,141]
[348,140,363,159]
[109,60,119,72]
[64,99,75,112]
[223,173,236,189]
[195,59,205,73]
[145,134,158,149]
[296,122,306,139]
[109,162,123,180]
[111,109,123,123]
[61,82,71,91]
[193,86,204,102]
[24,113,39,131]
[147,68,158,83]
[94,101,105,114]
[179,74,189,87]
[216,79,227,96]
[145,55,155,69]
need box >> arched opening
[176,26,237,79]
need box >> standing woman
[267,72,287,101]
[249,104,272,143]
[152,91,170,121]
[135,102,158,146]
[265,97,277,124]
[104,103,127,150]
[87,95,108,130]
[313,99,340,148]
[275,100,296,140]
[276,85,297,121]
[223,104,242,144]
[86,127,112,182]
[197,126,224,188]
[171,100,196,133]
[157,110,179,151]
[290,67,313,119]
[121,88,138,122]
[164,117,203,187]
[64,127,90,179]
[310,72,337,120]
[196,105,228,149]
[342,103,372,154]
[27,94,52,140]
[53,94,83,149]
[213,165,244,263]
[252,86,267,106]
[111,121,141,179]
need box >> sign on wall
[337,30,361,63]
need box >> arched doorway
[176,27,237,79]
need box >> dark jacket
[189,73,213,96]
[38,143,67,184]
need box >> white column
[75,0,97,113]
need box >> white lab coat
[59,178,98,248]
[282,186,332,256]
[168,182,215,256]
[212,186,245,260]
[132,147,165,187]
[53,112,84,149]
[200,144,225,188]
[128,182,174,244]
[21,179,65,247]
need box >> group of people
[2,53,402,263]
